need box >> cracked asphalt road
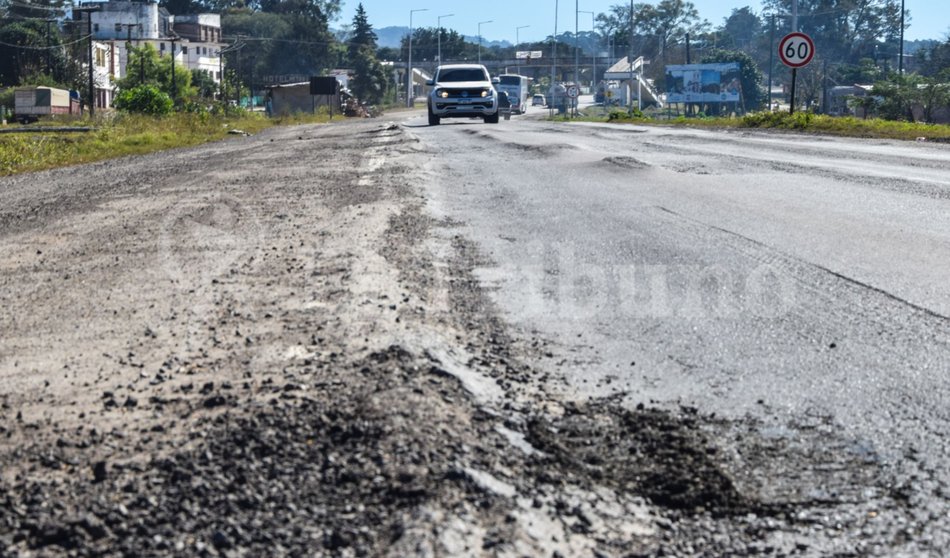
[0,113,948,556]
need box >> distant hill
[373,26,511,49]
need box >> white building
[75,0,224,107]
[91,40,123,109]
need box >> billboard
[665,63,741,103]
[516,51,544,60]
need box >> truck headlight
[481,89,492,97]
[436,89,448,98]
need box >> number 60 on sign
[779,32,815,68]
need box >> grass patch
[0,110,333,176]
[580,107,950,142]
[738,112,950,141]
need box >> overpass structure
[603,56,663,108]
[392,56,663,108]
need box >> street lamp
[551,0,559,115]
[407,8,428,108]
[898,0,905,74]
[478,20,492,65]
[438,13,454,64]
[579,11,594,87]
[574,0,579,85]
[516,25,530,74]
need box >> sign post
[778,32,815,115]
[566,84,579,117]
[310,76,339,119]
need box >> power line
[0,32,91,48]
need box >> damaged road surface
[1,115,948,557]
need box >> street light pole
[551,0,558,114]
[407,8,428,108]
[628,0,634,111]
[438,13,454,64]
[898,0,905,74]
[574,0,579,85]
[478,20,493,65]
[516,25,530,74]
[579,11,594,88]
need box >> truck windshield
[438,68,487,82]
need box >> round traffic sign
[779,32,815,68]
[566,85,579,98]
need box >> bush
[741,111,813,129]
[607,108,645,121]
[114,85,173,115]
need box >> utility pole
[898,0,905,74]
[169,36,178,105]
[407,8,427,108]
[550,0,558,115]
[767,14,775,111]
[73,5,101,118]
[685,32,690,64]
[578,11,594,90]
[117,23,139,84]
[628,0,634,111]
[46,19,53,75]
[573,0,579,85]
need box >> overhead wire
[0,32,91,48]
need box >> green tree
[718,7,761,53]
[599,0,708,82]
[911,72,950,123]
[919,39,950,77]
[347,4,388,104]
[0,19,79,88]
[116,43,195,103]
[701,48,765,110]
[837,58,884,84]
[400,27,472,64]
[760,0,903,67]
[114,84,174,114]
[191,68,218,98]
[222,5,337,84]
[872,76,916,121]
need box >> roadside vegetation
[0,110,331,176]
[571,106,950,142]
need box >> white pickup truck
[426,64,500,126]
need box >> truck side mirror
[425,79,434,86]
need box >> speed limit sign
[779,32,815,68]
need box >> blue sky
[339,0,947,44]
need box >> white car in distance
[426,64,500,126]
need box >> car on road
[426,64,500,126]
[531,94,546,107]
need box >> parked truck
[14,86,81,123]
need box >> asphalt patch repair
[0,343,894,556]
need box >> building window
[160,42,165,51]
[93,23,99,33]
[181,46,188,55]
